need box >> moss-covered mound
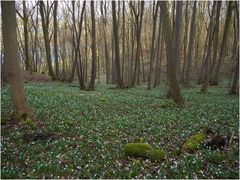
[23,118,36,127]
[181,132,206,153]
[148,149,166,162]
[124,143,152,157]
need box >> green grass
[1,82,239,178]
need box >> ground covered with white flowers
[1,82,239,178]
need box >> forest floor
[1,82,239,178]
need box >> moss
[64,120,76,126]
[21,113,28,120]
[139,137,145,143]
[124,143,152,157]
[23,118,36,127]
[148,149,166,162]
[1,116,9,125]
[160,100,175,108]
[132,159,141,166]
[181,132,206,153]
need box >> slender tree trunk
[23,1,30,71]
[2,1,34,120]
[101,2,110,84]
[39,1,56,81]
[181,1,188,83]
[122,1,125,83]
[185,1,197,87]
[211,1,233,85]
[112,1,123,88]
[201,2,221,92]
[148,2,159,90]
[84,9,88,83]
[154,28,163,87]
[229,53,239,94]
[53,1,59,80]
[89,1,97,90]
[131,1,144,87]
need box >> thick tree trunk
[160,1,183,104]
[2,1,34,120]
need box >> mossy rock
[148,149,166,162]
[181,132,206,153]
[124,143,152,157]
[23,118,37,127]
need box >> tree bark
[130,1,145,87]
[89,1,97,90]
[148,2,159,90]
[201,2,221,92]
[181,1,189,83]
[185,1,197,87]
[53,1,59,79]
[112,1,123,88]
[39,1,56,81]
[2,1,34,120]
[160,1,183,104]
[211,1,233,85]
[23,1,30,71]
[100,2,110,84]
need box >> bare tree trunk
[23,1,30,71]
[2,1,34,120]
[229,3,239,94]
[185,1,197,87]
[39,1,56,81]
[154,27,163,87]
[112,1,123,88]
[122,1,125,83]
[53,1,59,80]
[230,53,239,94]
[211,1,233,85]
[181,1,188,83]
[100,2,110,84]
[201,2,221,92]
[130,1,145,87]
[160,1,183,104]
[84,9,88,83]
[148,2,159,90]
[89,1,97,90]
